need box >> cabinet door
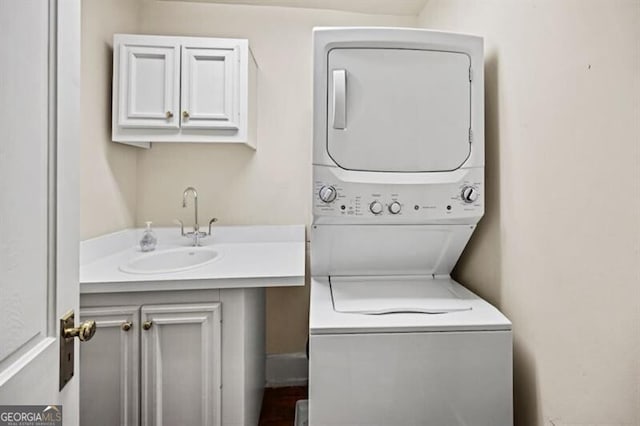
[117,41,180,129]
[180,45,240,130]
[80,306,140,426]
[141,303,222,426]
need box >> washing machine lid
[327,48,471,172]
[309,277,512,334]
[331,276,473,314]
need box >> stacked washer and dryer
[309,28,513,425]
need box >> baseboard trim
[266,352,308,387]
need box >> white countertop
[80,225,306,293]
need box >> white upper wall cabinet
[118,41,180,130]
[181,44,240,130]
[112,34,257,149]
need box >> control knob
[318,185,337,203]
[388,201,401,215]
[461,186,479,203]
[369,201,383,215]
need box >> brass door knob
[63,320,96,342]
[142,321,153,330]
[166,111,174,119]
[121,321,133,332]
[182,110,190,119]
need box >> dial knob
[388,201,401,215]
[318,185,337,203]
[369,201,383,215]
[461,186,479,203]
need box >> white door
[0,0,81,423]
[141,303,222,426]
[116,37,180,129]
[180,45,240,130]
[327,48,472,172]
[79,306,140,426]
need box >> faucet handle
[208,218,218,236]
[173,219,185,236]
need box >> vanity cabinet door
[116,36,180,129]
[180,44,241,130]
[79,306,140,426]
[141,303,222,426]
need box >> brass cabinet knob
[166,111,174,119]
[182,110,190,119]
[121,321,133,332]
[63,320,96,342]
[142,321,153,330]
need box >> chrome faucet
[183,187,200,232]
[177,187,218,246]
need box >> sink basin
[119,247,220,274]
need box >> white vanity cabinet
[79,226,305,425]
[80,289,264,426]
[141,303,222,426]
[79,306,140,426]
[112,34,257,149]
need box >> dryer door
[327,48,471,172]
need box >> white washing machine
[309,28,513,425]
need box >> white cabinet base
[80,288,265,426]
[142,303,222,426]
[80,306,139,426]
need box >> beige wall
[81,0,141,239]
[419,1,640,424]
[80,0,415,354]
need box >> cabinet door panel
[142,303,222,426]
[181,46,240,130]
[118,43,180,129]
[80,306,140,426]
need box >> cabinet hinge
[469,67,473,82]
[469,128,473,144]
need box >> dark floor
[258,386,308,426]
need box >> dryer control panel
[313,166,484,224]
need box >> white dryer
[309,28,513,425]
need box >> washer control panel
[313,167,483,222]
